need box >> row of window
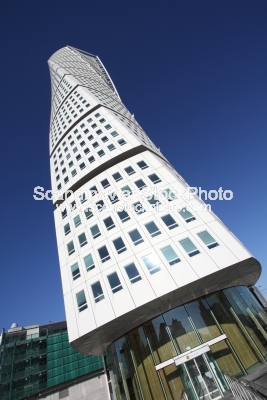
[75,230,218,311]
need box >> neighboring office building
[0,322,109,400]
[47,47,267,400]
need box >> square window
[76,154,81,161]
[121,185,132,197]
[88,156,95,163]
[179,208,196,223]
[113,172,122,182]
[110,130,118,137]
[84,254,95,271]
[134,179,146,190]
[74,215,81,227]
[90,224,101,239]
[179,238,200,257]
[66,153,71,160]
[84,129,89,134]
[96,200,105,212]
[71,263,80,280]
[137,161,148,170]
[93,142,99,148]
[105,124,111,130]
[101,136,109,143]
[107,272,122,294]
[161,246,180,265]
[91,123,97,129]
[107,144,115,151]
[99,118,106,123]
[113,237,127,254]
[125,166,135,175]
[144,221,161,237]
[133,202,146,215]
[88,134,94,141]
[128,229,144,246]
[79,162,85,170]
[124,263,142,283]
[80,140,85,147]
[98,149,105,157]
[78,233,87,247]
[161,214,178,230]
[101,179,110,189]
[118,138,126,146]
[96,129,102,135]
[71,169,77,177]
[91,281,104,303]
[70,140,75,146]
[67,241,75,255]
[90,186,98,196]
[84,147,90,154]
[142,254,161,275]
[87,118,92,123]
[108,192,119,204]
[104,216,115,231]
[197,231,219,249]
[117,209,130,222]
[95,113,100,118]
[73,147,78,153]
[148,173,161,184]
[64,223,71,235]
[98,246,110,263]
[69,161,74,167]
[76,290,87,312]
[84,207,93,219]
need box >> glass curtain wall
[107,286,267,400]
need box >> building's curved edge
[70,256,261,356]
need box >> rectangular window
[197,231,219,249]
[76,290,87,312]
[95,113,100,117]
[88,156,95,163]
[67,241,75,255]
[61,209,67,219]
[161,246,181,265]
[80,140,85,147]
[107,144,115,151]
[79,162,85,170]
[128,229,144,246]
[98,149,105,157]
[104,216,115,231]
[73,215,81,227]
[111,130,118,137]
[125,263,142,283]
[117,209,130,222]
[64,223,70,235]
[98,246,110,263]
[137,161,148,170]
[179,238,200,257]
[87,118,92,123]
[71,169,77,177]
[161,214,178,230]
[101,136,109,142]
[113,172,122,182]
[77,134,82,140]
[88,134,94,141]
[179,208,196,222]
[84,129,89,134]
[66,153,71,159]
[108,192,119,204]
[144,221,161,237]
[101,179,110,189]
[93,142,99,148]
[105,124,112,130]
[134,179,146,190]
[124,166,135,175]
[90,186,98,196]
[142,254,161,275]
[113,237,127,254]
[148,173,161,184]
[118,139,126,146]
[96,200,105,212]
[64,176,69,184]
[78,233,87,247]
[84,254,95,271]
[96,129,102,135]
[71,263,80,280]
[84,147,90,154]
[107,272,122,294]
[70,201,76,210]
[121,185,132,196]
[76,154,81,161]
[69,161,74,167]
[91,123,97,129]
[90,224,101,239]
[79,193,87,204]
[73,147,78,153]
[84,207,93,219]
[162,188,177,202]
[91,281,104,303]
[133,202,146,215]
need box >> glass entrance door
[185,355,222,400]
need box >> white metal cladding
[48,47,261,356]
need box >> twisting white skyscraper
[48,47,266,400]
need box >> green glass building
[0,321,108,400]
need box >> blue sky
[0,0,266,331]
